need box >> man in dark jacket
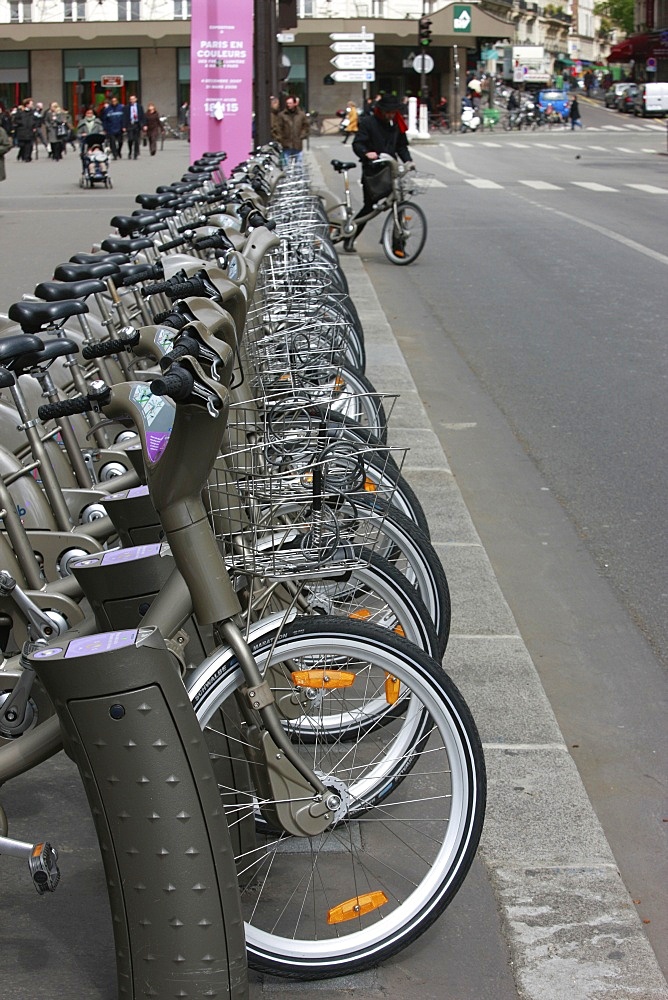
[102,96,125,159]
[122,95,146,159]
[346,93,413,252]
[13,98,36,162]
[277,96,309,162]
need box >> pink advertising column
[190,0,254,169]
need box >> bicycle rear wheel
[189,616,486,980]
[381,201,427,265]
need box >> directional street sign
[330,41,375,53]
[330,53,375,70]
[330,70,376,83]
[329,32,375,41]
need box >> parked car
[616,84,639,112]
[633,82,668,117]
[537,89,570,116]
[604,81,630,108]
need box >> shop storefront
[0,50,29,110]
[63,49,139,121]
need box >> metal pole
[453,44,460,131]
[254,0,276,146]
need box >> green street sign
[453,5,472,32]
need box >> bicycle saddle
[0,366,15,389]
[331,160,357,172]
[53,261,120,282]
[100,236,154,254]
[7,300,88,333]
[69,252,130,267]
[109,215,155,238]
[10,337,80,375]
[135,192,176,209]
[34,279,107,302]
[0,334,44,364]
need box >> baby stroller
[79,134,112,189]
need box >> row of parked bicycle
[0,142,486,996]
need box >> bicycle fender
[186,609,296,715]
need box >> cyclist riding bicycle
[346,93,414,255]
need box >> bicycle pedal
[0,835,60,893]
[30,842,60,894]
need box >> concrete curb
[305,152,668,1000]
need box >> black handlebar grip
[163,278,205,300]
[82,334,138,359]
[157,235,190,253]
[194,234,234,252]
[122,265,163,287]
[141,280,172,297]
[38,396,92,421]
[151,310,189,330]
[150,367,194,401]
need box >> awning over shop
[608,33,655,62]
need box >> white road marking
[615,146,635,153]
[480,141,502,148]
[626,183,668,194]
[519,180,563,190]
[465,178,503,189]
[572,181,618,192]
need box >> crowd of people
[0,94,166,166]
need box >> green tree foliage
[593,0,634,35]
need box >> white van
[633,82,668,117]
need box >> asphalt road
[311,99,668,975]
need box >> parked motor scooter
[460,103,482,133]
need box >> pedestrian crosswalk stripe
[616,147,635,153]
[572,181,618,192]
[602,125,625,131]
[453,141,473,147]
[642,148,658,153]
[465,178,503,189]
[646,123,666,130]
[560,144,580,150]
[508,142,531,148]
[519,180,563,190]
[623,123,645,130]
[430,179,448,187]
[481,142,502,148]
[626,184,668,194]
[587,145,608,151]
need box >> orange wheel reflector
[327,891,388,925]
[393,624,406,638]
[349,608,371,621]
[363,477,377,493]
[291,670,356,689]
[385,673,401,704]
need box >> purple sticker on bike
[101,544,161,565]
[65,630,138,659]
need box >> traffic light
[418,17,432,47]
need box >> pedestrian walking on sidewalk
[122,95,146,159]
[277,95,309,164]
[341,101,359,145]
[569,96,583,130]
[12,98,36,162]
[0,123,11,181]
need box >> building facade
[0,0,620,123]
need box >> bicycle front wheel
[381,201,427,265]
[190,617,485,980]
